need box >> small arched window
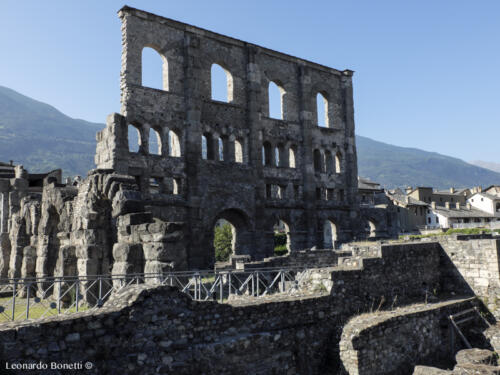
[263,141,273,166]
[235,140,243,163]
[142,46,168,91]
[128,124,141,153]
[316,92,328,127]
[169,130,181,157]
[314,149,323,173]
[201,135,208,160]
[149,128,161,155]
[325,150,334,173]
[211,64,233,102]
[268,81,284,119]
[218,137,224,161]
[335,152,342,173]
[289,146,296,168]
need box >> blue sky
[1,0,499,162]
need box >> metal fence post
[219,272,223,303]
[12,280,17,321]
[75,281,80,312]
[26,283,30,320]
[57,278,62,313]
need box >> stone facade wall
[437,235,500,318]
[91,5,397,269]
[340,299,477,375]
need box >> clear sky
[1,0,499,163]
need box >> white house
[468,192,500,216]
[426,201,499,229]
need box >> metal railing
[0,267,314,322]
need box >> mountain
[357,136,500,189]
[0,85,102,177]
[470,160,500,174]
[1,86,499,189]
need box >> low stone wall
[240,248,349,270]
[340,298,477,375]
[0,285,346,374]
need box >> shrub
[274,232,288,256]
[214,223,233,262]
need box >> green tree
[214,223,233,262]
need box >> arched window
[201,135,208,160]
[323,220,337,249]
[128,124,140,153]
[368,220,377,238]
[289,146,296,168]
[211,64,233,102]
[316,92,328,127]
[142,46,168,90]
[218,137,224,161]
[169,130,181,157]
[173,178,180,195]
[335,152,342,173]
[274,219,291,255]
[268,81,284,119]
[263,141,273,166]
[313,149,323,173]
[203,133,214,160]
[235,140,243,163]
[149,128,161,155]
[325,150,334,173]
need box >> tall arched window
[211,64,233,102]
[316,92,328,127]
[169,130,181,157]
[235,140,243,163]
[128,124,140,153]
[335,152,342,173]
[142,46,168,90]
[149,128,161,155]
[268,81,284,119]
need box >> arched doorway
[323,220,337,249]
[214,218,235,263]
[274,219,291,256]
[211,209,251,267]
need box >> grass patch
[0,295,90,322]
[400,228,500,240]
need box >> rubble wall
[0,243,452,374]
[438,236,500,318]
[340,298,476,375]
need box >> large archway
[211,209,251,267]
[323,220,337,249]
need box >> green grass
[399,228,500,240]
[0,295,90,322]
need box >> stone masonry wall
[340,298,477,375]
[437,236,500,318]
[0,242,457,374]
[91,5,383,269]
